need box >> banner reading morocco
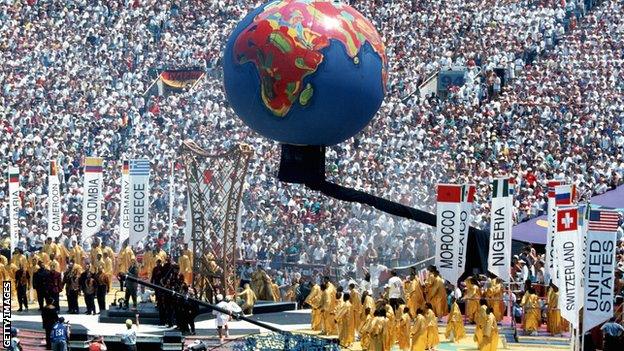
[8,166,21,251]
[488,178,512,282]
[583,209,619,332]
[555,206,581,329]
[82,157,103,244]
[129,159,150,247]
[435,184,463,286]
[47,161,62,239]
[119,160,131,250]
[456,184,475,280]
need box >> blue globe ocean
[223,0,387,146]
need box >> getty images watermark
[2,281,11,348]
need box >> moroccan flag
[437,184,462,203]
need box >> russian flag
[555,184,574,205]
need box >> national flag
[84,157,103,173]
[555,184,575,205]
[8,169,19,183]
[588,210,620,232]
[548,180,564,198]
[49,161,58,176]
[461,184,476,203]
[203,169,213,184]
[557,207,579,232]
[122,160,129,175]
[129,159,150,176]
[508,177,516,196]
[437,184,462,203]
[492,178,509,198]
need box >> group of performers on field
[301,265,567,350]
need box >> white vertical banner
[545,180,564,286]
[577,203,589,309]
[8,166,21,251]
[129,159,150,247]
[457,184,475,279]
[435,184,463,286]
[169,161,175,237]
[583,209,618,333]
[47,161,63,239]
[184,188,192,244]
[82,157,104,242]
[552,184,575,288]
[118,160,131,249]
[555,206,581,329]
[488,178,512,282]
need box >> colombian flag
[84,157,103,173]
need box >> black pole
[123,275,284,333]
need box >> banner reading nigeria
[82,157,103,243]
[8,166,20,251]
[47,161,62,239]
[435,184,463,286]
[129,159,150,247]
[487,178,512,282]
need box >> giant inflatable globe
[223,0,387,146]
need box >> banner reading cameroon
[8,166,20,251]
[129,159,150,247]
[119,160,130,250]
[436,184,463,286]
[47,161,62,239]
[555,206,581,329]
[545,180,564,286]
[82,157,104,242]
[160,69,204,92]
[583,209,619,333]
[457,184,475,279]
[488,178,512,282]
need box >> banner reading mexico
[8,166,20,251]
[545,180,564,286]
[488,178,512,282]
[436,184,463,285]
[583,209,619,333]
[129,159,150,247]
[47,161,62,239]
[119,160,131,249]
[555,206,581,329]
[82,157,103,241]
[457,184,475,279]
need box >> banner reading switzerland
[8,166,20,251]
[488,178,512,282]
[47,161,62,239]
[82,157,103,243]
[129,159,150,247]
[436,184,463,285]
[555,206,581,329]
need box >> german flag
[160,69,204,91]
[122,160,129,175]
[49,160,58,176]
[84,157,103,173]
[8,168,19,183]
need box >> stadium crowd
[0,0,623,320]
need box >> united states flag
[588,209,621,232]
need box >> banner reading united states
[488,178,512,282]
[47,161,62,239]
[129,159,150,247]
[82,157,103,243]
[8,166,20,251]
[436,184,463,285]
[583,209,619,333]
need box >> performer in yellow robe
[178,253,192,285]
[359,308,373,350]
[39,251,50,269]
[141,250,154,278]
[348,283,362,332]
[42,238,57,257]
[49,254,60,273]
[69,242,85,267]
[237,283,257,315]
[57,243,70,273]
[383,303,396,351]
[464,276,481,323]
[486,278,504,322]
[368,310,388,351]
[411,308,427,351]
[103,252,114,290]
[320,284,337,335]
[271,281,281,302]
[102,245,115,273]
[547,285,565,335]
[407,274,425,317]
[396,306,411,351]
[429,271,448,317]
[90,242,103,267]
[11,249,28,273]
[481,307,499,351]
[336,293,355,347]
[424,303,440,350]
[522,288,540,335]
[445,298,466,342]
[474,299,489,346]
[360,291,376,333]
[117,244,135,274]
[305,284,323,331]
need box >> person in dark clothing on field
[33,261,50,310]
[41,301,58,350]
[15,264,30,311]
[49,268,63,312]
[124,260,139,309]
[95,267,110,313]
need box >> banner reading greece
[488,178,512,282]
[545,180,564,286]
[118,160,131,250]
[129,159,151,247]
[555,206,581,329]
[82,157,104,241]
[552,184,575,288]
[8,166,21,251]
[47,161,62,239]
[457,184,475,278]
[583,209,619,333]
[435,184,463,285]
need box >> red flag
[556,208,578,232]
[437,184,462,203]
[203,170,213,184]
